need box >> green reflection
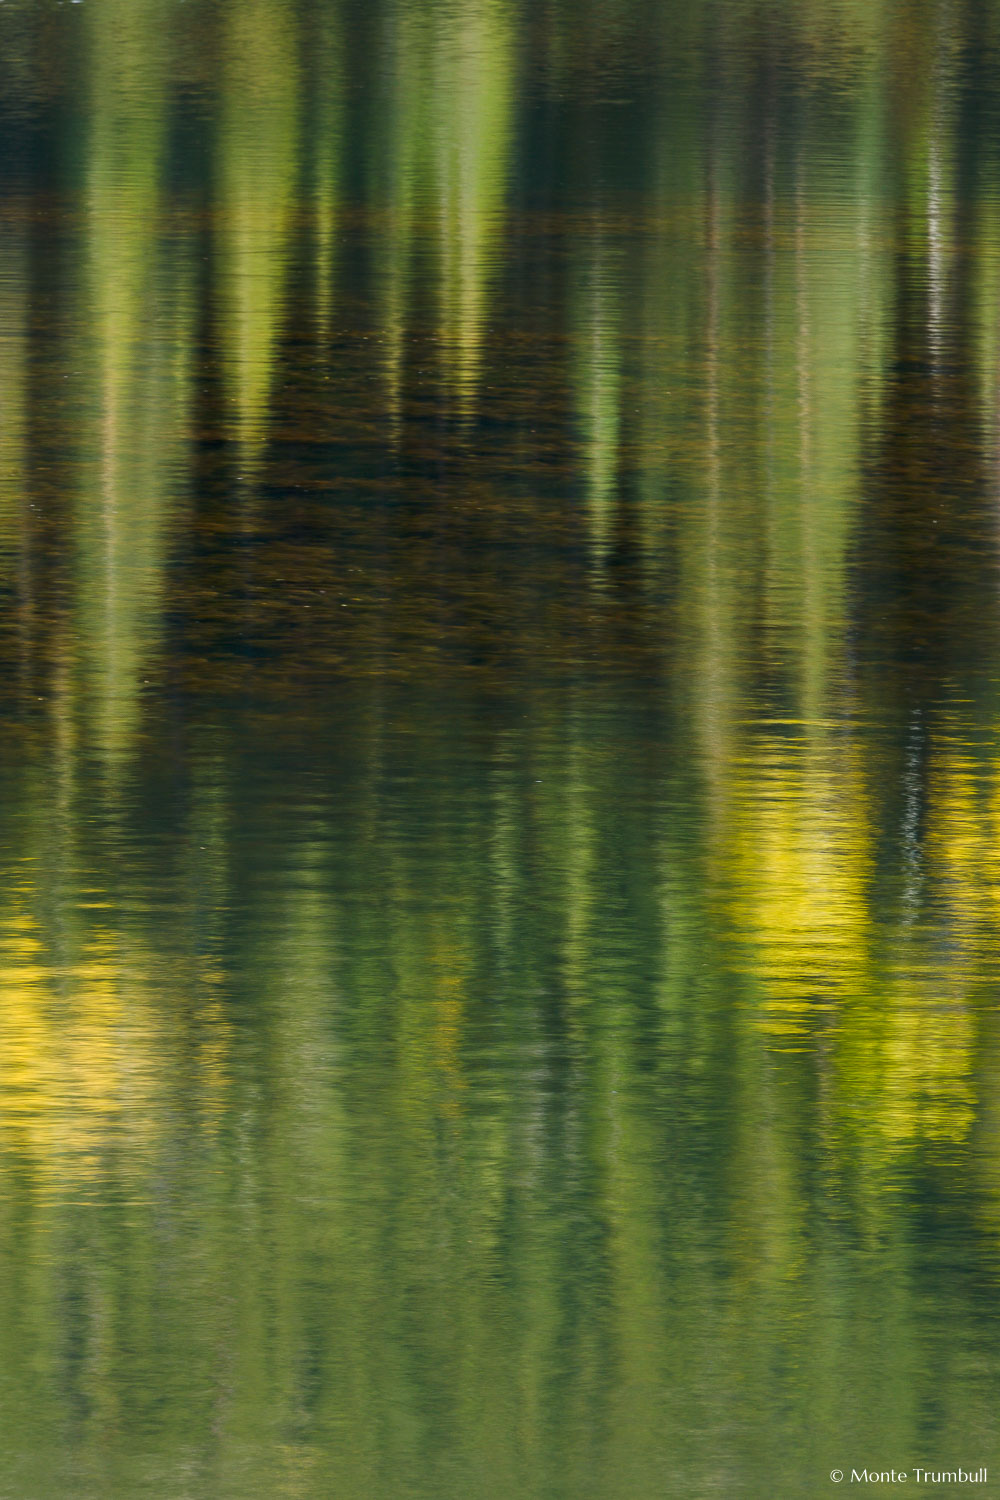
[308,3,344,335]
[215,0,300,473]
[372,0,514,420]
[0,216,28,569]
[0,0,998,1495]
[74,0,194,768]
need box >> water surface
[1,1,1000,1495]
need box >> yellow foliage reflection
[0,880,230,1195]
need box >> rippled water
[2,0,1000,1495]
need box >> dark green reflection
[0,0,999,1496]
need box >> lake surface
[1,0,1000,1495]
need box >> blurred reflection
[372,0,514,419]
[572,221,624,566]
[308,4,344,334]
[75,0,194,768]
[431,0,514,408]
[0,216,27,567]
[215,0,300,473]
[0,0,999,1496]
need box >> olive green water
[2,1,1000,1496]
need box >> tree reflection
[0,0,997,1495]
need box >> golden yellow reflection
[714,720,985,1154]
[926,731,1000,948]
[722,729,873,1027]
[0,885,229,1194]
